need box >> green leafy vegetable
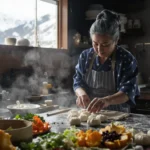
[19,132,71,150]
[14,113,45,122]
[63,126,80,143]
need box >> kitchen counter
[38,108,150,133]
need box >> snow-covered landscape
[0,0,57,48]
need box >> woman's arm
[104,91,129,106]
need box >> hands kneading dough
[68,109,108,126]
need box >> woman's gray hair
[90,9,120,41]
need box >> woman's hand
[87,97,110,113]
[76,94,91,109]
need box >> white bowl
[7,103,40,115]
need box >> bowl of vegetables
[0,119,32,144]
[15,113,51,136]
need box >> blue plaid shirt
[73,46,140,106]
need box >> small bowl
[45,100,53,106]
[0,120,32,144]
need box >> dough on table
[69,117,81,126]
[68,109,79,115]
[79,109,90,116]
[79,113,89,122]
[67,113,78,119]
[96,114,107,122]
[134,132,150,145]
[67,109,79,119]
[87,113,100,126]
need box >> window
[0,0,58,48]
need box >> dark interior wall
[68,0,145,53]
[68,0,149,83]
[122,0,150,82]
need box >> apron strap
[88,52,96,72]
[111,50,116,71]
[88,50,116,72]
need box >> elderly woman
[73,9,139,113]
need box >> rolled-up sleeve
[73,52,87,92]
[118,57,138,105]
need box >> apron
[84,51,130,112]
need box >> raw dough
[79,113,89,122]
[79,109,90,116]
[67,109,79,119]
[96,114,107,122]
[69,117,81,126]
[87,113,100,126]
[134,132,150,145]
[68,109,79,115]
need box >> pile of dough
[79,109,90,122]
[79,109,90,116]
[87,113,101,126]
[134,132,150,145]
[96,114,107,122]
[67,109,79,119]
[69,117,81,126]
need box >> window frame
[57,0,68,49]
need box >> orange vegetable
[76,131,87,147]
[32,116,50,135]
[86,130,102,147]
[76,129,102,147]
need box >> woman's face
[91,34,117,58]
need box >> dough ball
[79,113,89,122]
[68,109,79,115]
[79,109,90,116]
[134,133,150,145]
[69,117,81,126]
[87,114,100,126]
[96,114,107,122]
[67,113,78,119]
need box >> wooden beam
[57,0,68,49]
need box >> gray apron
[84,51,130,112]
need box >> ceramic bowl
[7,103,40,115]
[0,119,32,144]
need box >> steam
[0,48,76,108]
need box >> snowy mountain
[0,12,57,48]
